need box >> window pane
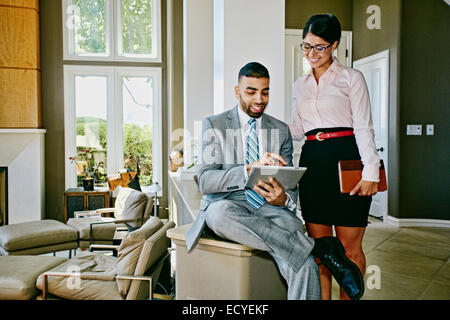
[120,0,154,57]
[73,0,107,55]
[75,76,108,188]
[122,76,153,186]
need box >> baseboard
[386,215,450,228]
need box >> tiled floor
[330,216,450,300]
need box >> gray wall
[40,0,65,221]
[169,0,184,150]
[352,0,401,61]
[40,0,171,221]
[285,0,353,30]
[398,0,450,220]
[286,0,450,221]
[352,0,402,219]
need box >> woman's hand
[350,180,378,196]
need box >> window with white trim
[63,0,161,62]
[62,0,163,193]
[64,66,162,190]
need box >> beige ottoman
[0,255,67,299]
[167,224,288,300]
[0,220,78,256]
[66,217,117,249]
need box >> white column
[214,0,286,121]
[183,0,214,165]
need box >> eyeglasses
[300,42,332,53]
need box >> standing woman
[289,14,380,300]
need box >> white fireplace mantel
[0,129,46,134]
[0,128,46,224]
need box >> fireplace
[0,129,45,223]
[0,167,7,226]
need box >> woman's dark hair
[302,14,341,45]
[238,62,270,82]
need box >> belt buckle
[316,132,325,141]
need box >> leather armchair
[37,218,175,300]
[67,187,153,249]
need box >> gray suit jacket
[185,105,297,251]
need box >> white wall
[183,0,214,164]
[214,0,286,121]
[0,130,46,224]
[183,0,286,164]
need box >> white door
[353,50,389,219]
[285,29,352,163]
[284,30,308,164]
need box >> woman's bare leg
[335,226,366,300]
[305,222,334,300]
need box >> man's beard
[239,95,266,118]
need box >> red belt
[306,130,354,141]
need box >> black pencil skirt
[298,127,372,228]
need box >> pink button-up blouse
[289,58,380,182]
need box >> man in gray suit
[185,62,364,300]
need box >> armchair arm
[111,218,139,224]
[96,208,115,217]
[89,218,137,226]
[89,218,142,243]
[89,243,120,256]
[89,243,120,250]
[41,272,71,299]
[89,244,120,249]
[116,275,154,300]
[89,219,115,245]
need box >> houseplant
[69,148,102,191]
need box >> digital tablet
[245,166,307,190]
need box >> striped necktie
[245,118,265,209]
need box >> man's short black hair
[238,62,270,82]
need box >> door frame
[353,49,390,221]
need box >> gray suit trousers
[204,192,321,300]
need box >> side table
[63,188,111,222]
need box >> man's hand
[246,152,287,174]
[350,180,378,196]
[253,178,287,207]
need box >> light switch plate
[426,124,434,135]
[406,124,422,135]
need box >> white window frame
[115,0,162,61]
[64,65,163,194]
[62,0,162,63]
[116,67,163,193]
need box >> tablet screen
[245,166,307,190]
